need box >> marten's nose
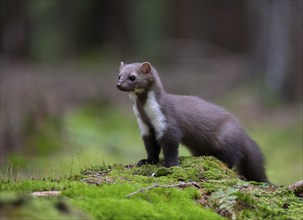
[116,82,122,88]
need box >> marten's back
[165,94,246,155]
[166,94,236,132]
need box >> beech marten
[117,62,269,183]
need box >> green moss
[1,156,302,220]
[154,166,173,177]
[0,191,91,219]
[179,156,238,180]
[101,156,237,185]
[234,187,303,220]
[64,183,222,220]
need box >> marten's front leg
[159,130,181,167]
[137,135,161,166]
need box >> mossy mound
[81,156,237,185]
[1,156,302,220]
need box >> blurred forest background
[0,0,302,185]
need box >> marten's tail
[237,138,269,183]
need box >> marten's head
[116,62,154,93]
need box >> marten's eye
[118,75,121,80]
[129,75,136,81]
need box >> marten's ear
[139,62,151,74]
[120,62,126,71]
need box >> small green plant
[210,187,239,220]
[0,156,24,182]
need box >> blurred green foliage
[0,192,90,220]
[65,104,145,164]
[131,1,167,60]
[24,116,62,155]
[27,1,66,61]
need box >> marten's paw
[137,159,149,166]
[137,159,158,166]
[164,160,179,168]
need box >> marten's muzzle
[116,82,130,92]
[116,82,122,89]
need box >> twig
[125,181,200,198]
[31,191,61,197]
[288,180,303,196]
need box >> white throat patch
[129,93,149,137]
[144,91,167,139]
[129,91,167,140]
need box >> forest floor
[1,157,302,220]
